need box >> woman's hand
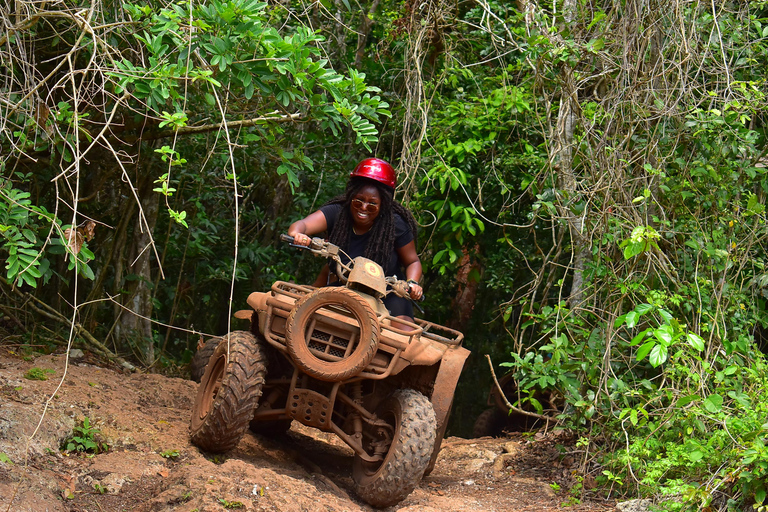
[289,231,312,246]
[408,282,423,301]
[287,211,328,247]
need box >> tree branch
[485,354,559,425]
[17,290,136,371]
[146,111,305,140]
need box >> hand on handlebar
[408,283,423,301]
[389,279,425,302]
[281,234,341,261]
[287,232,312,247]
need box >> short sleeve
[393,213,413,248]
[319,204,343,235]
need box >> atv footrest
[288,388,332,429]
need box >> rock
[68,349,84,360]
[616,499,652,512]
[88,451,166,479]
[443,444,499,462]
[502,441,521,454]
[492,453,515,477]
[101,473,127,494]
[0,403,74,462]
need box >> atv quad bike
[189,235,470,508]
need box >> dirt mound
[0,348,615,511]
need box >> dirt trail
[0,348,615,511]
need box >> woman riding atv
[287,157,423,325]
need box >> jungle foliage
[2,0,768,510]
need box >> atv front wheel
[352,389,436,508]
[190,331,266,453]
[190,336,221,383]
[286,287,379,382]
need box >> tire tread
[354,389,436,508]
[190,331,266,453]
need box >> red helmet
[350,158,396,189]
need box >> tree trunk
[448,245,483,332]
[555,0,588,310]
[115,168,160,365]
[354,0,381,67]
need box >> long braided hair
[325,177,418,270]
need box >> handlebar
[282,233,425,306]
[281,234,339,257]
[387,277,426,314]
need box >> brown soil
[0,347,616,511]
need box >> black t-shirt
[320,203,413,278]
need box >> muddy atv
[189,235,470,508]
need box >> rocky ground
[0,347,619,512]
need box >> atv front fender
[425,344,470,475]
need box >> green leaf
[630,328,651,346]
[686,332,705,351]
[625,311,639,328]
[688,450,704,462]
[676,394,700,407]
[636,341,655,362]
[20,271,37,288]
[654,325,673,345]
[648,344,668,367]
[703,394,723,414]
[623,243,639,260]
[634,303,653,315]
[81,264,95,280]
[756,487,766,505]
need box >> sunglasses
[351,198,380,213]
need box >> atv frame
[189,236,470,508]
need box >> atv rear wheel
[286,287,379,382]
[352,389,436,508]
[190,331,266,453]
[190,337,221,383]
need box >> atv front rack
[260,281,463,381]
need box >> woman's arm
[396,240,423,300]
[312,264,330,287]
[287,210,328,246]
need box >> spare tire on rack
[190,331,267,453]
[285,287,379,382]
